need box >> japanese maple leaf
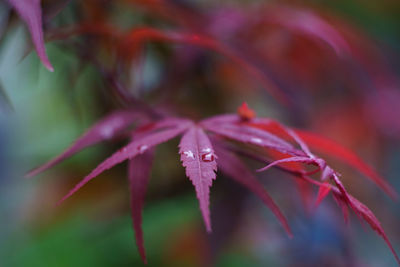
[27,105,399,264]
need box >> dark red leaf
[128,149,154,264]
[265,6,351,57]
[119,27,289,104]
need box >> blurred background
[0,0,400,266]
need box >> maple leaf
[6,0,54,71]
[179,126,217,232]
[27,105,399,264]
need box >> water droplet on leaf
[251,137,262,144]
[183,150,195,159]
[201,153,214,162]
[138,145,148,153]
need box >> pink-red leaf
[119,27,289,104]
[257,156,316,172]
[7,0,53,71]
[128,149,154,264]
[315,183,331,208]
[214,143,292,237]
[267,6,351,57]
[347,195,400,265]
[295,129,397,199]
[333,190,400,265]
[57,119,191,205]
[179,126,217,232]
[332,191,349,223]
[203,118,303,156]
[26,110,143,177]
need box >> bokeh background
[0,0,400,266]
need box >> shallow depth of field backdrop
[0,0,400,266]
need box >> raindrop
[201,148,212,153]
[138,145,148,153]
[183,150,195,159]
[119,147,128,153]
[251,137,262,144]
[201,153,214,162]
[100,127,114,139]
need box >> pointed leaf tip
[295,129,398,199]
[57,120,189,204]
[339,192,400,265]
[128,150,154,264]
[256,156,314,172]
[25,110,142,178]
[315,183,331,208]
[7,0,54,71]
[179,126,217,232]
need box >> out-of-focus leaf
[315,183,331,208]
[6,0,53,71]
[119,27,289,104]
[264,6,351,57]
[0,80,13,112]
[26,110,144,177]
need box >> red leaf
[257,156,316,172]
[295,129,397,199]
[214,143,292,237]
[179,126,217,232]
[7,0,53,71]
[128,149,154,264]
[347,195,400,265]
[202,117,303,156]
[26,110,143,177]
[57,119,191,205]
[332,191,349,223]
[333,190,400,265]
[295,179,313,212]
[265,6,351,57]
[119,27,289,104]
[315,183,331,208]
